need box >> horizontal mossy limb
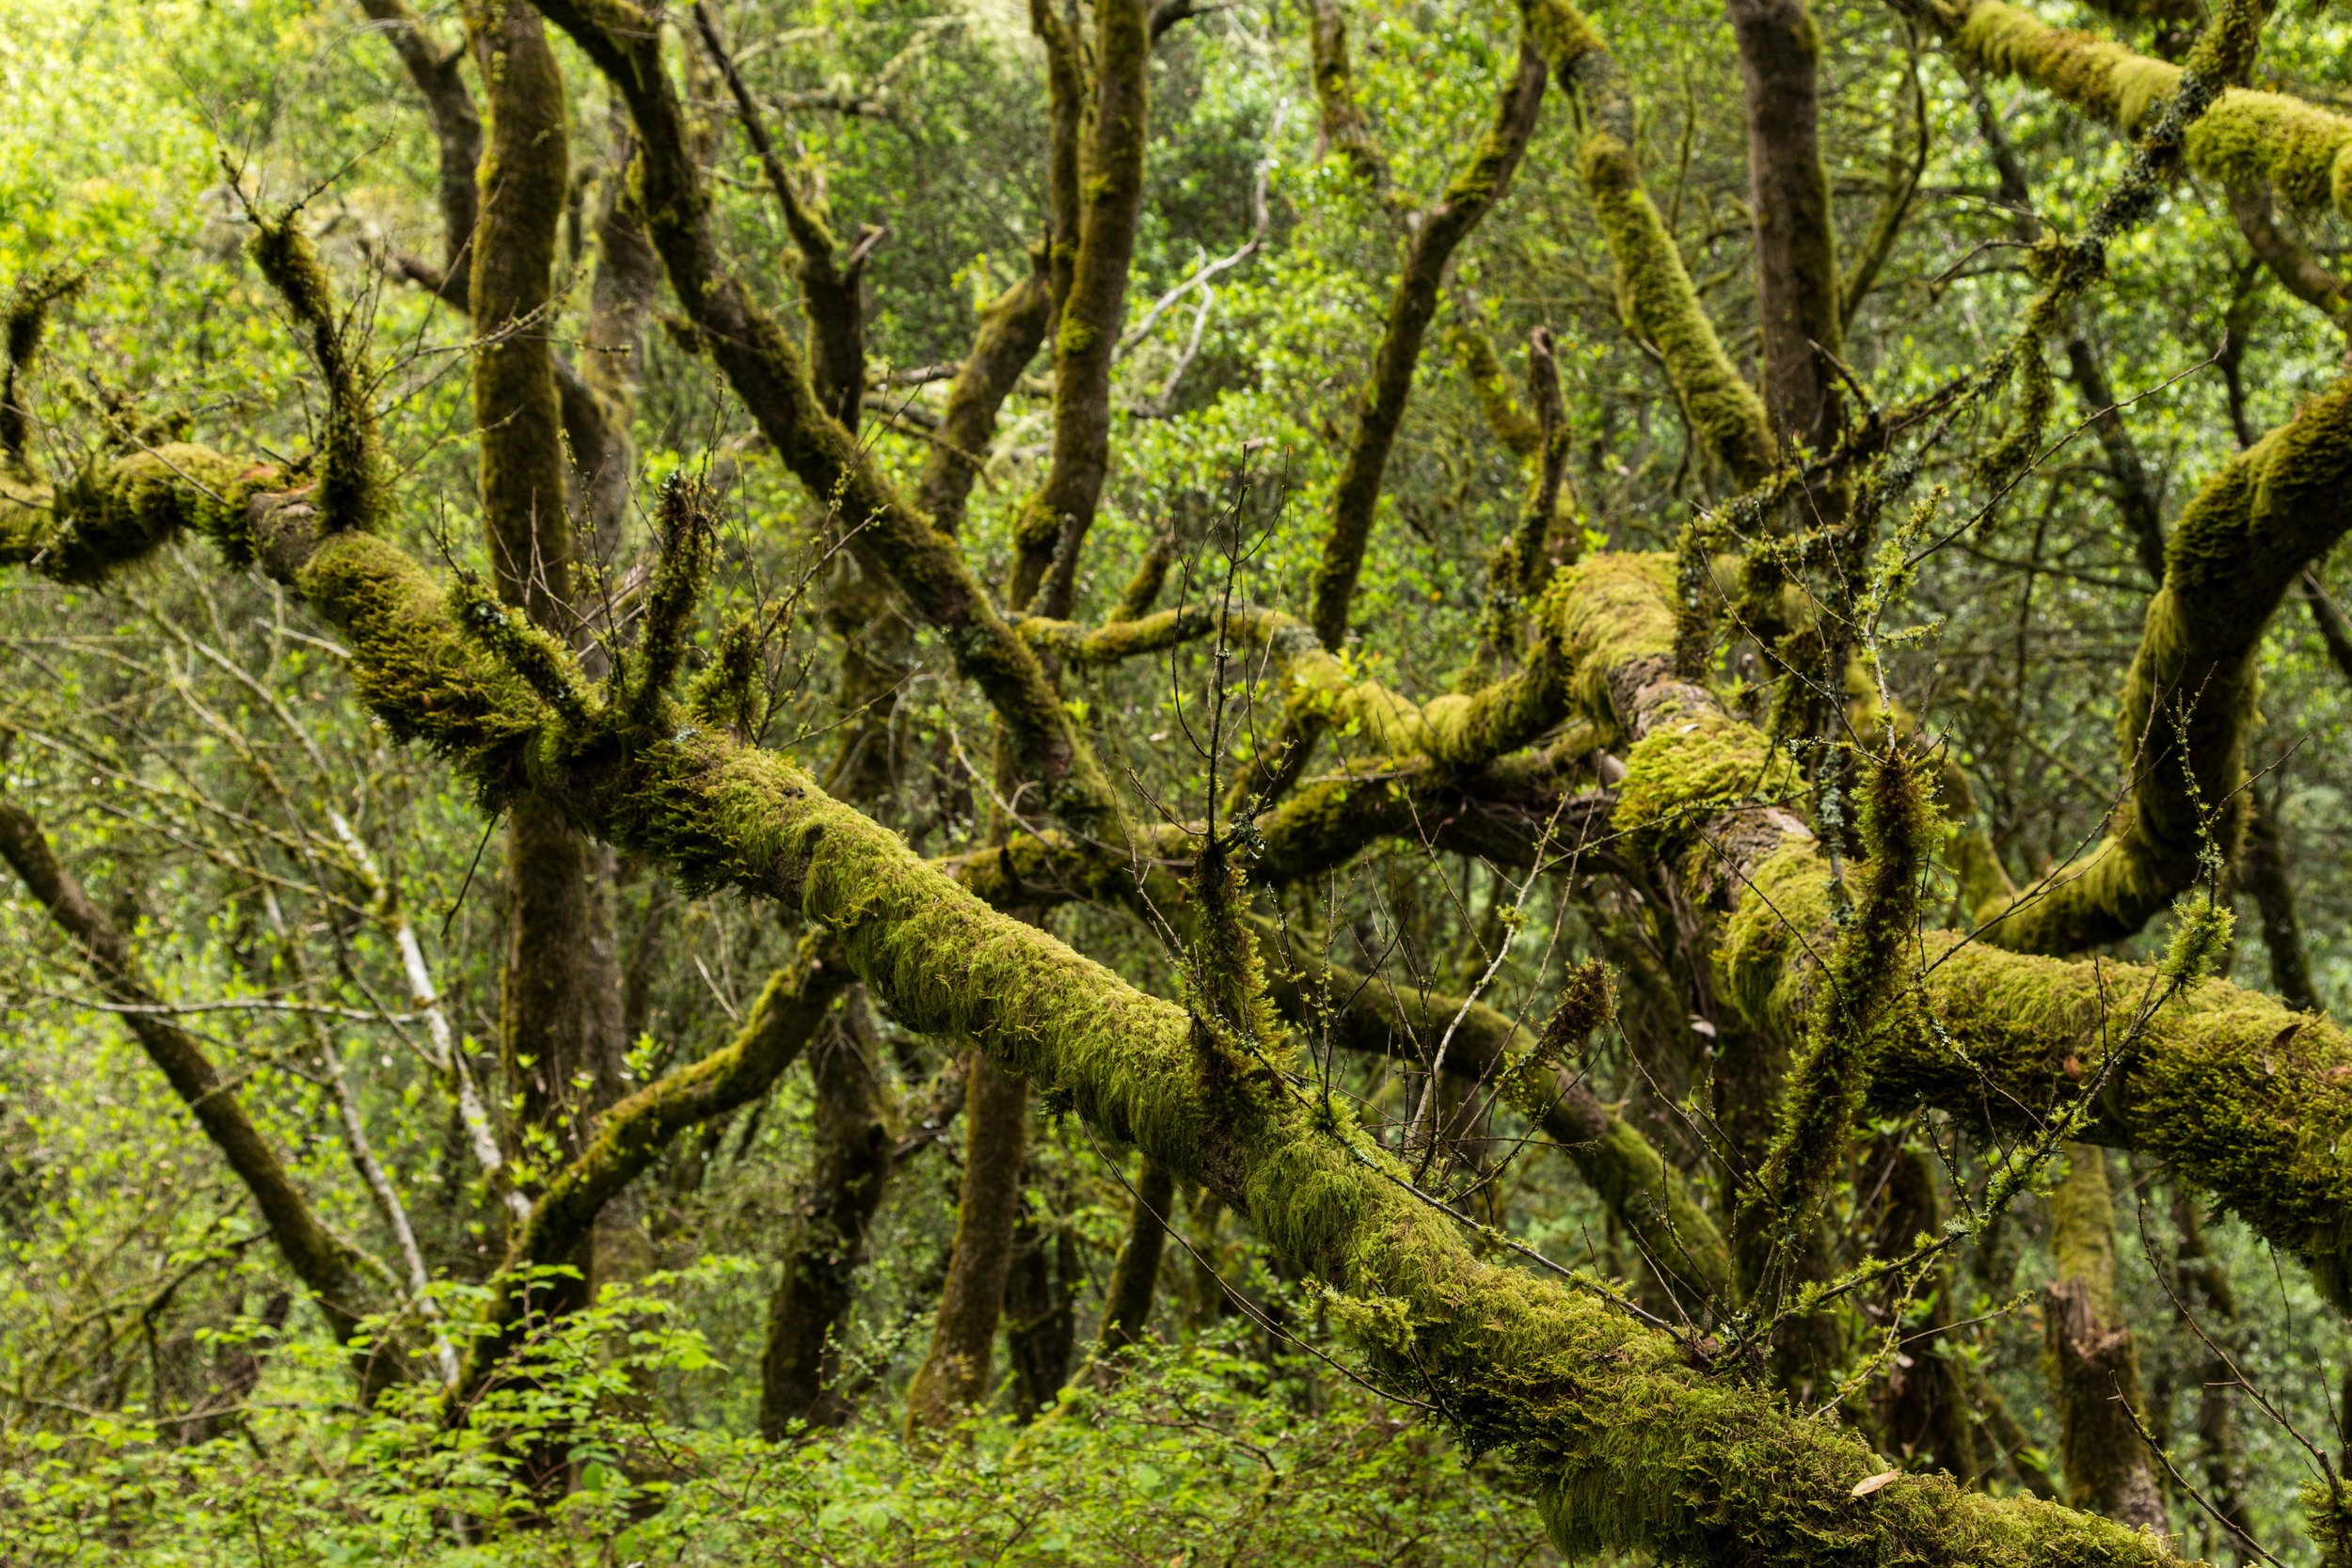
[12,455,2201,1566]
[1958,0,2352,219]
[1258,924,1736,1306]
[1518,548,2352,1312]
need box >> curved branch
[0,447,2228,1567]
[0,795,389,1386]
[529,0,1120,832]
[1978,373,2352,954]
[458,947,849,1401]
[1305,25,1549,647]
[1531,0,1777,486]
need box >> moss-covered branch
[1953,0,2352,222]
[1305,22,1549,647]
[1258,927,1736,1306]
[1528,0,1778,487]
[1978,372,2352,954]
[458,948,850,1402]
[1009,0,1151,617]
[914,260,1053,535]
[1520,552,2352,1311]
[4,451,2213,1566]
[532,0,1120,834]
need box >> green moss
[1613,711,1800,855]
[457,947,850,1403]
[1,446,288,583]
[1986,372,2352,954]
[249,220,385,535]
[1580,134,1776,487]
[1960,0,2352,220]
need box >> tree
[3,0,2351,1559]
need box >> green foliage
[0,1274,1554,1567]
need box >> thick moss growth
[1982,372,2352,954]
[1959,0,2352,221]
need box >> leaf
[1851,1468,1901,1498]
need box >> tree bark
[2043,1146,2166,1528]
[0,800,389,1391]
[1306,35,1548,647]
[1004,1190,1079,1419]
[468,0,628,1330]
[2238,782,2322,1015]
[759,986,891,1436]
[1867,1140,1979,1482]
[2063,335,2168,588]
[914,262,1052,535]
[1097,1155,1175,1353]
[358,0,480,309]
[2171,1186,2249,1563]
[1009,0,1150,617]
[904,1052,1029,1433]
[1724,0,1843,451]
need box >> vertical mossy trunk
[468,0,628,1319]
[2043,1145,2166,1528]
[905,1052,1030,1433]
[1004,1193,1079,1420]
[1009,0,1151,617]
[758,988,891,1437]
[1867,1140,1980,1482]
[2172,1186,2249,1561]
[2238,784,2322,1014]
[1724,0,1843,452]
[1097,1155,1175,1354]
[573,103,661,558]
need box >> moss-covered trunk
[467,4,627,1280]
[2043,1146,2165,1528]
[1724,0,1843,452]
[758,987,891,1437]
[1097,1155,1175,1354]
[905,1052,1030,1433]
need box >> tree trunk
[2043,1145,2166,1528]
[468,0,628,1245]
[1097,1155,1175,1354]
[759,986,890,1437]
[2171,1186,2249,1563]
[1003,1193,1078,1420]
[904,1052,1029,1433]
[1725,0,1842,451]
[2238,783,2322,1014]
[1867,1139,1979,1481]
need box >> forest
[4,0,2352,1560]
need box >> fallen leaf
[1851,1468,1901,1498]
